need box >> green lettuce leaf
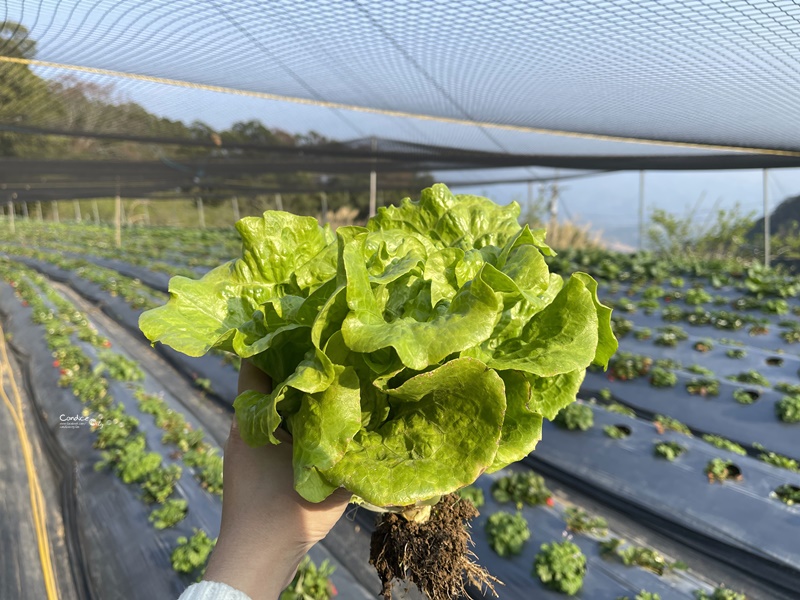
[321,358,506,506]
[139,184,617,508]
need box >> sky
[7,0,800,248]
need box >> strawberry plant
[654,441,687,461]
[553,403,594,431]
[753,444,799,472]
[694,586,746,599]
[612,316,635,337]
[491,471,552,509]
[727,370,769,387]
[602,538,685,575]
[776,395,800,423]
[687,364,715,377]
[774,484,800,506]
[654,325,689,347]
[685,288,712,305]
[634,327,652,340]
[604,424,632,439]
[604,403,635,418]
[653,415,691,436]
[171,529,216,578]
[775,382,800,395]
[686,377,720,397]
[534,541,586,595]
[701,435,746,456]
[142,464,182,504]
[705,459,742,483]
[649,367,677,388]
[485,511,530,557]
[609,352,653,381]
[693,339,714,352]
[732,388,759,405]
[564,507,607,536]
[749,324,769,336]
[148,499,188,529]
[456,486,484,509]
[661,305,685,322]
[725,349,746,359]
[96,350,144,382]
[280,556,337,600]
[642,285,666,300]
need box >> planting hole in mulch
[743,389,761,402]
[611,424,632,437]
[370,493,501,600]
[726,464,742,479]
[766,356,784,367]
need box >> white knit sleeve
[178,580,253,600]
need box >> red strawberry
[102,340,112,348]
[53,360,60,368]
[59,369,68,376]
[21,301,29,307]
[546,497,555,507]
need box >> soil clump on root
[369,493,500,600]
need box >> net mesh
[4,1,800,151]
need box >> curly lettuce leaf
[139,212,335,356]
[321,358,506,506]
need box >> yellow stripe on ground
[0,323,59,600]
[1,54,800,158]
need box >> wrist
[204,531,302,600]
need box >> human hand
[203,360,351,600]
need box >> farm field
[1,220,798,600]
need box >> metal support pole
[114,193,122,248]
[73,199,81,222]
[763,169,770,268]
[7,200,15,234]
[21,201,28,219]
[320,192,328,225]
[275,193,283,211]
[92,199,100,224]
[144,201,150,226]
[232,196,240,222]
[638,170,645,252]
[197,197,206,229]
[369,137,377,218]
[36,201,42,222]
[53,201,60,223]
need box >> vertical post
[92,199,100,224]
[638,170,645,252]
[144,201,150,226]
[197,196,206,229]
[548,171,559,232]
[275,193,283,211]
[53,201,60,223]
[114,193,122,248]
[527,180,533,212]
[73,199,81,222]
[36,201,43,222]
[763,169,770,268]
[120,199,127,226]
[21,201,28,219]
[369,136,377,218]
[231,196,240,222]
[320,192,328,225]
[7,200,15,234]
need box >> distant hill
[749,193,800,239]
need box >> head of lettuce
[139,184,616,508]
